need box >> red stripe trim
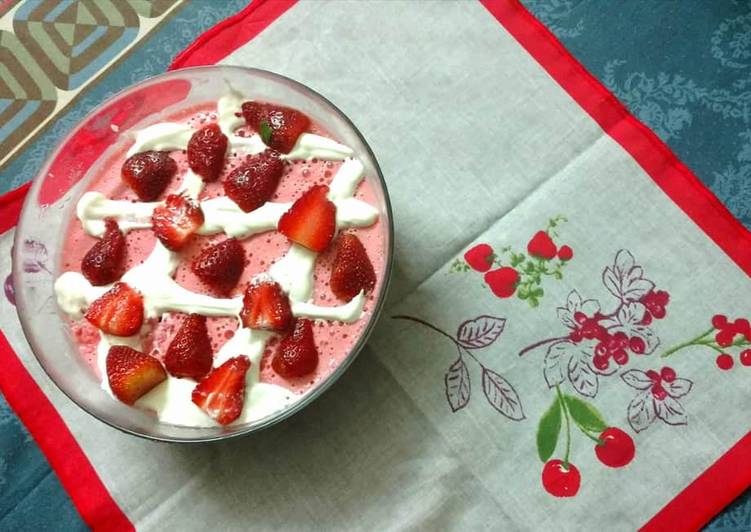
[0,182,31,235]
[641,431,751,531]
[479,0,751,527]
[481,0,751,277]
[0,332,133,531]
[169,0,298,70]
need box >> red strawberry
[152,194,204,251]
[81,218,126,286]
[484,267,519,298]
[121,151,177,201]
[272,319,319,378]
[527,231,557,260]
[240,280,293,331]
[241,101,311,154]
[224,151,283,212]
[557,245,574,261]
[187,123,228,182]
[191,238,245,294]
[85,282,144,336]
[192,355,250,425]
[330,233,376,301]
[278,185,336,252]
[164,314,213,380]
[106,345,167,404]
[464,244,494,272]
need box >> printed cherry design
[716,353,734,371]
[594,427,635,468]
[464,244,494,272]
[740,349,751,367]
[484,267,519,298]
[527,231,557,260]
[542,459,580,497]
[621,367,694,432]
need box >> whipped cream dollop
[55,92,380,427]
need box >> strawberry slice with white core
[192,356,251,425]
[85,282,144,337]
[106,345,167,405]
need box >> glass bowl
[12,66,393,442]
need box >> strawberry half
[241,101,311,154]
[240,280,293,332]
[278,185,336,252]
[191,238,245,294]
[81,218,126,286]
[223,151,283,212]
[187,123,228,182]
[106,345,167,404]
[191,355,250,425]
[85,282,144,336]
[164,314,213,380]
[272,319,319,378]
[121,150,177,201]
[152,194,204,251]
[330,233,376,301]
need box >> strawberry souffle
[54,87,386,428]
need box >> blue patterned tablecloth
[1,1,749,529]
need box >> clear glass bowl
[13,66,393,442]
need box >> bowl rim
[12,65,395,443]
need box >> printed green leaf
[537,397,562,462]
[564,394,607,433]
[528,297,539,308]
[259,121,272,144]
[532,287,544,298]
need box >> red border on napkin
[480,0,751,529]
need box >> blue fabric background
[1,0,750,529]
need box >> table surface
[1,0,750,529]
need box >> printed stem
[555,385,572,467]
[392,315,485,369]
[661,327,715,358]
[518,336,567,357]
[575,425,604,446]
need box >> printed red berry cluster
[538,390,634,498]
[661,313,751,371]
[451,215,572,307]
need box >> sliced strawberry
[272,319,319,378]
[81,218,126,286]
[191,238,245,294]
[85,282,144,336]
[152,194,204,251]
[223,151,283,212]
[106,345,167,404]
[164,314,213,379]
[278,185,336,252]
[191,355,250,425]
[187,123,228,182]
[240,280,293,332]
[241,101,311,154]
[330,233,376,301]
[121,151,177,201]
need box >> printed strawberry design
[449,215,571,307]
[330,233,376,301]
[164,314,214,380]
[192,355,251,425]
[191,238,246,294]
[106,345,167,404]
[240,279,293,332]
[187,123,228,182]
[85,282,144,336]
[483,267,519,298]
[278,185,336,252]
[224,151,284,212]
[527,231,557,260]
[463,244,494,272]
[152,194,205,251]
[273,319,319,378]
[241,101,311,154]
[81,218,126,286]
[121,151,177,201]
